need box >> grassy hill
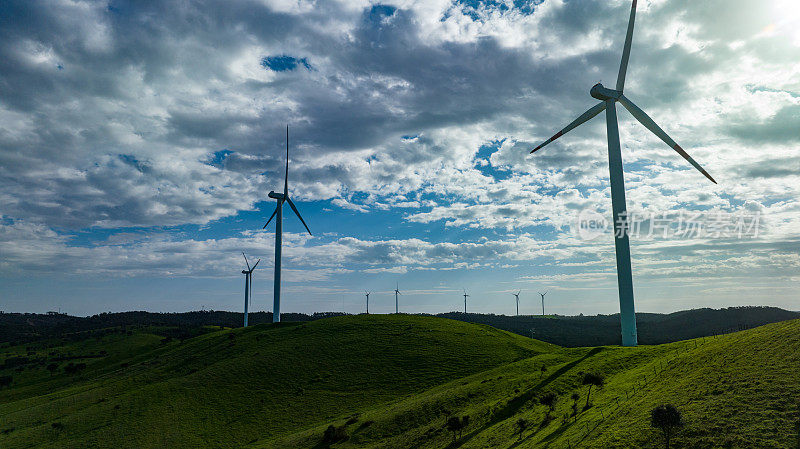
[0,315,798,448]
[0,315,550,448]
[266,319,800,448]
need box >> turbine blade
[286,197,312,235]
[252,259,261,270]
[616,0,638,91]
[262,205,279,229]
[618,95,717,184]
[242,251,251,271]
[531,102,606,153]
[284,125,289,196]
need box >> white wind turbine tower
[394,283,401,314]
[529,0,716,346]
[241,252,261,327]
[538,291,548,316]
[462,289,470,313]
[365,291,371,314]
[512,291,521,316]
[263,126,312,323]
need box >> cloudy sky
[1,0,799,316]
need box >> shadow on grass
[539,417,578,446]
[444,347,605,449]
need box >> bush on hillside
[446,415,470,441]
[650,404,684,449]
[539,392,558,417]
[514,418,529,440]
[570,392,580,417]
[322,424,348,444]
[64,362,86,375]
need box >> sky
[1,0,799,317]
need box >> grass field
[0,315,798,448]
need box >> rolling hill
[0,315,550,448]
[0,314,798,448]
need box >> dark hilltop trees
[650,404,684,449]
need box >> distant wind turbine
[365,291,371,314]
[241,252,261,327]
[394,283,401,314]
[263,126,312,323]
[512,291,521,316]
[462,289,470,313]
[528,0,716,346]
[538,291,548,316]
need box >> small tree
[539,393,558,418]
[442,408,451,426]
[446,415,470,441]
[446,417,461,442]
[322,424,348,444]
[0,375,12,388]
[650,404,684,449]
[514,418,529,440]
[46,363,59,375]
[540,365,547,378]
[581,373,604,409]
[571,392,580,417]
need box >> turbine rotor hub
[590,83,622,101]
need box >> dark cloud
[0,0,796,234]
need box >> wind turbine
[365,291,371,314]
[241,252,261,327]
[538,291,548,316]
[512,291,521,316]
[263,126,312,323]
[529,0,716,346]
[462,289,470,314]
[394,283,401,314]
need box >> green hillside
[0,315,798,448]
[267,319,800,449]
[0,315,550,448]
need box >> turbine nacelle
[590,83,621,101]
[268,191,285,200]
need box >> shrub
[571,392,580,416]
[322,424,348,444]
[446,415,470,441]
[64,362,86,375]
[514,418,529,440]
[539,392,558,417]
[0,375,12,388]
[650,404,684,449]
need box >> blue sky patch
[369,4,397,21]
[261,55,311,72]
[207,149,234,167]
